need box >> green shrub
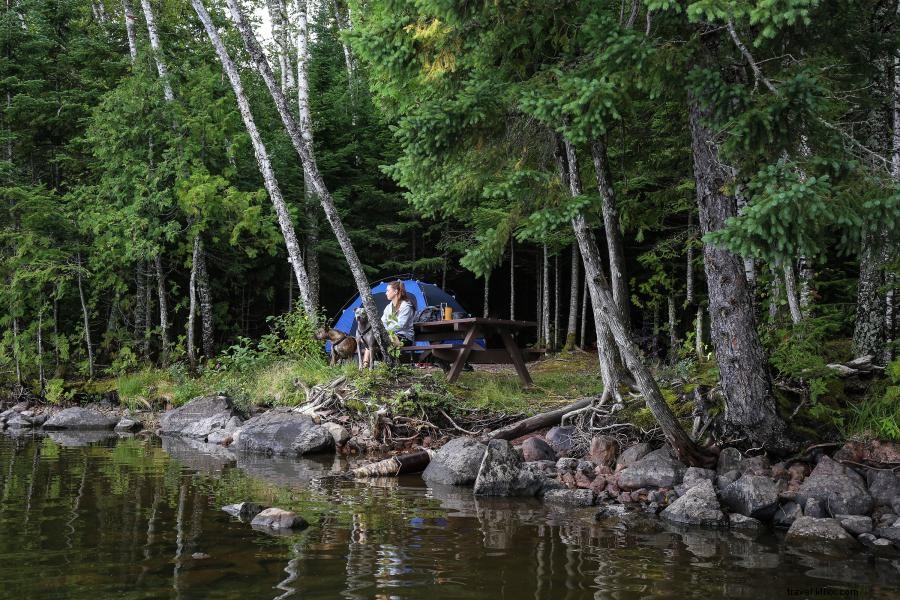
[44,378,72,405]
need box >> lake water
[0,432,897,599]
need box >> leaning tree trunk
[187,236,199,371]
[76,253,95,379]
[194,238,214,359]
[689,101,791,452]
[192,0,315,320]
[122,0,138,62]
[565,140,710,465]
[564,243,579,350]
[139,0,174,102]
[590,139,629,320]
[155,254,171,363]
[223,0,393,357]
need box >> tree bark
[668,294,678,360]
[139,0,174,102]
[783,260,803,325]
[853,233,887,358]
[553,253,560,349]
[192,0,315,323]
[134,262,146,358]
[224,0,393,357]
[155,254,171,363]
[564,243,579,350]
[580,276,588,348]
[187,236,199,371]
[695,304,704,361]
[488,397,594,441]
[541,244,551,349]
[36,306,44,393]
[194,238,214,359]
[509,238,515,320]
[76,253,94,379]
[266,0,295,93]
[482,274,490,318]
[122,0,138,62]
[689,101,791,452]
[590,139,629,320]
[798,256,813,314]
[685,212,695,307]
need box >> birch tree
[138,0,173,102]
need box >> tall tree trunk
[223,0,393,356]
[509,239,515,320]
[194,239,214,359]
[689,101,790,452]
[783,260,803,325]
[668,295,678,361]
[590,139,629,320]
[769,264,783,323]
[853,234,887,358]
[580,276,588,349]
[542,244,550,349]
[155,254,170,363]
[685,212,695,307]
[36,306,44,393]
[122,0,138,62]
[11,311,21,388]
[187,236,199,371]
[695,305,704,361]
[483,275,490,318]
[798,256,813,314]
[266,0,295,93]
[536,253,542,345]
[144,269,152,360]
[139,0,174,101]
[192,0,316,325]
[553,253,560,349]
[134,262,146,358]
[564,244,579,350]
[76,253,94,379]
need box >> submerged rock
[422,437,486,486]
[114,418,142,432]
[773,502,803,528]
[44,407,117,430]
[290,425,334,455]
[543,488,595,507]
[785,516,857,549]
[660,479,726,527]
[250,508,308,531]
[223,502,264,520]
[729,513,763,531]
[798,456,873,516]
[473,439,545,496]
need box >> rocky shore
[3,394,898,553]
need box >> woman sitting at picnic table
[362,280,416,367]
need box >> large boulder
[422,437,487,486]
[545,426,577,457]
[616,442,652,471]
[236,409,319,456]
[798,455,873,516]
[866,470,900,508]
[721,475,779,519]
[660,479,727,527]
[617,448,686,490]
[290,425,334,455]
[785,516,857,550]
[160,395,238,437]
[521,437,556,462]
[473,439,545,496]
[250,508,308,531]
[43,407,117,430]
[836,514,873,536]
[180,413,243,442]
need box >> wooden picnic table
[408,318,539,386]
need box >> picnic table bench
[402,318,540,386]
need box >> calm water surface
[0,432,897,600]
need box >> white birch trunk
[590,139,629,319]
[580,276,588,349]
[266,0,295,92]
[536,255,542,344]
[685,212,695,307]
[187,235,199,370]
[695,305,703,361]
[223,0,393,354]
[564,243,578,349]
[769,264,782,322]
[76,253,94,378]
[122,0,138,62]
[553,253,560,349]
[155,254,170,363]
[192,0,316,322]
[783,260,802,325]
[668,295,678,360]
[798,255,813,314]
[139,0,174,102]
[195,238,214,359]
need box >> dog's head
[353,307,368,325]
[314,327,330,341]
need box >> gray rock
[250,507,308,530]
[422,437,487,486]
[618,449,686,490]
[556,457,578,472]
[236,409,317,456]
[684,467,716,486]
[785,516,857,548]
[322,422,351,446]
[739,455,771,476]
[857,532,878,547]
[836,515,873,536]
[206,429,233,445]
[866,470,900,507]
[43,407,117,430]
[160,395,237,437]
[874,526,900,543]
[804,497,826,518]
[660,479,727,527]
[716,470,741,492]
[473,439,545,496]
[588,435,619,467]
[290,425,334,455]
[114,418,142,432]
[773,502,802,528]
[798,455,873,516]
[545,425,576,457]
[872,537,896,551]
[543,488,595,507]
[729,513,763,530]
[717,447,744,474]
[616,442,651,470]
[521,437,556,462]
[721,475,779,519]
[222,502,264,520]
[6,415,35,428]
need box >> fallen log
[485,397,595,441]
[351,449,433,477]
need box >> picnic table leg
[446,325,480,383]
[499,329,534,387]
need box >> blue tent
[325,278,473,352]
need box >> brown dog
[314,327,358,365]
